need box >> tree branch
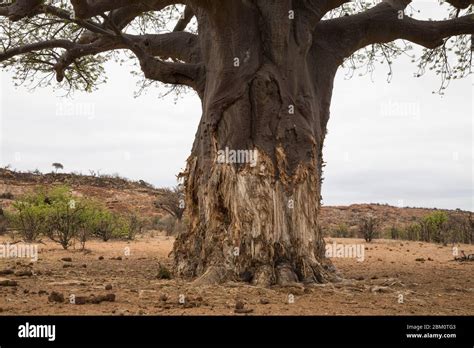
[173,5,194,32]
[315,0,474,60]
[0,0,43,21]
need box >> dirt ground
[0,235,472,315]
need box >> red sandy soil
[0,236,472,316]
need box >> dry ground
[0,235,472,315]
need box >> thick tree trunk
[172,1,340,286]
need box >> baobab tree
[0,0,472,285]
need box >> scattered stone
[48,291,65,303]
[73,294,116,305]
[74,296,87,305]
[234,308,254,314]
[15,270,33,277]
[159,294,168,302]
[370,286,392,293]
[260,298,270,305]
[235,303,254,314]
[111,256,122,261]
[0,278,17,286]
[63,264,73,268]
[427,257,434,261]
[61,257,72,262]
[235,301,245,310]
[0,269,14,275]
[23,289,29,294]
[355,276,365,281]
[91,293,116,304]
[415,258,425,262]
[105,284,113,291]
[81,264,87,268]
[371,275,378,280]
[98,256,104,260]
[38,290,48,295]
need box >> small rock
[82,264,87,268]
[415,258,425,262]
[235,307,253,314]
[0,278,17,286]
[260,298,270,305]
[15,270,33,277]
[38,290,48,295]
[159,294,168,302]
[63,264,73,268]
[370,286,392,293]
[105,284,113,291]
[235,301,245,310]
[74,296,87,305]
[371,275,378,280]
[48,291,65,303]
[355,276,365,281]
[427,257,433,261]
[0,269,14,275]
[98,256,104,260]
[61,257,72,262]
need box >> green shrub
[421,211,448,244]
[85,205,122,242]
[123,213,146,240]
[43,186,91,249]
[334,223,350,238]
[6,189,50,242]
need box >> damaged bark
[172,2,341,286]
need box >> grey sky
[0,2,472,211]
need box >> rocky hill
[0,168,471,234]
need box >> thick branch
[315,0,474,60]
[0,0,43,21]
[70,0,171,19]
[0,40,75,61]
[127,38,203,91]
[173,5,194,31]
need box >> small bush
[404,223,421,241]
[0,208,8,235]
[390,226,400,240]
[358,216,379,243]
[153,215,177,235]
[334,223,350,238]
[124,213,146,240]
[157,263,172,279]
[85,205,123,242]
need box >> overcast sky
[0,4,472,211]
